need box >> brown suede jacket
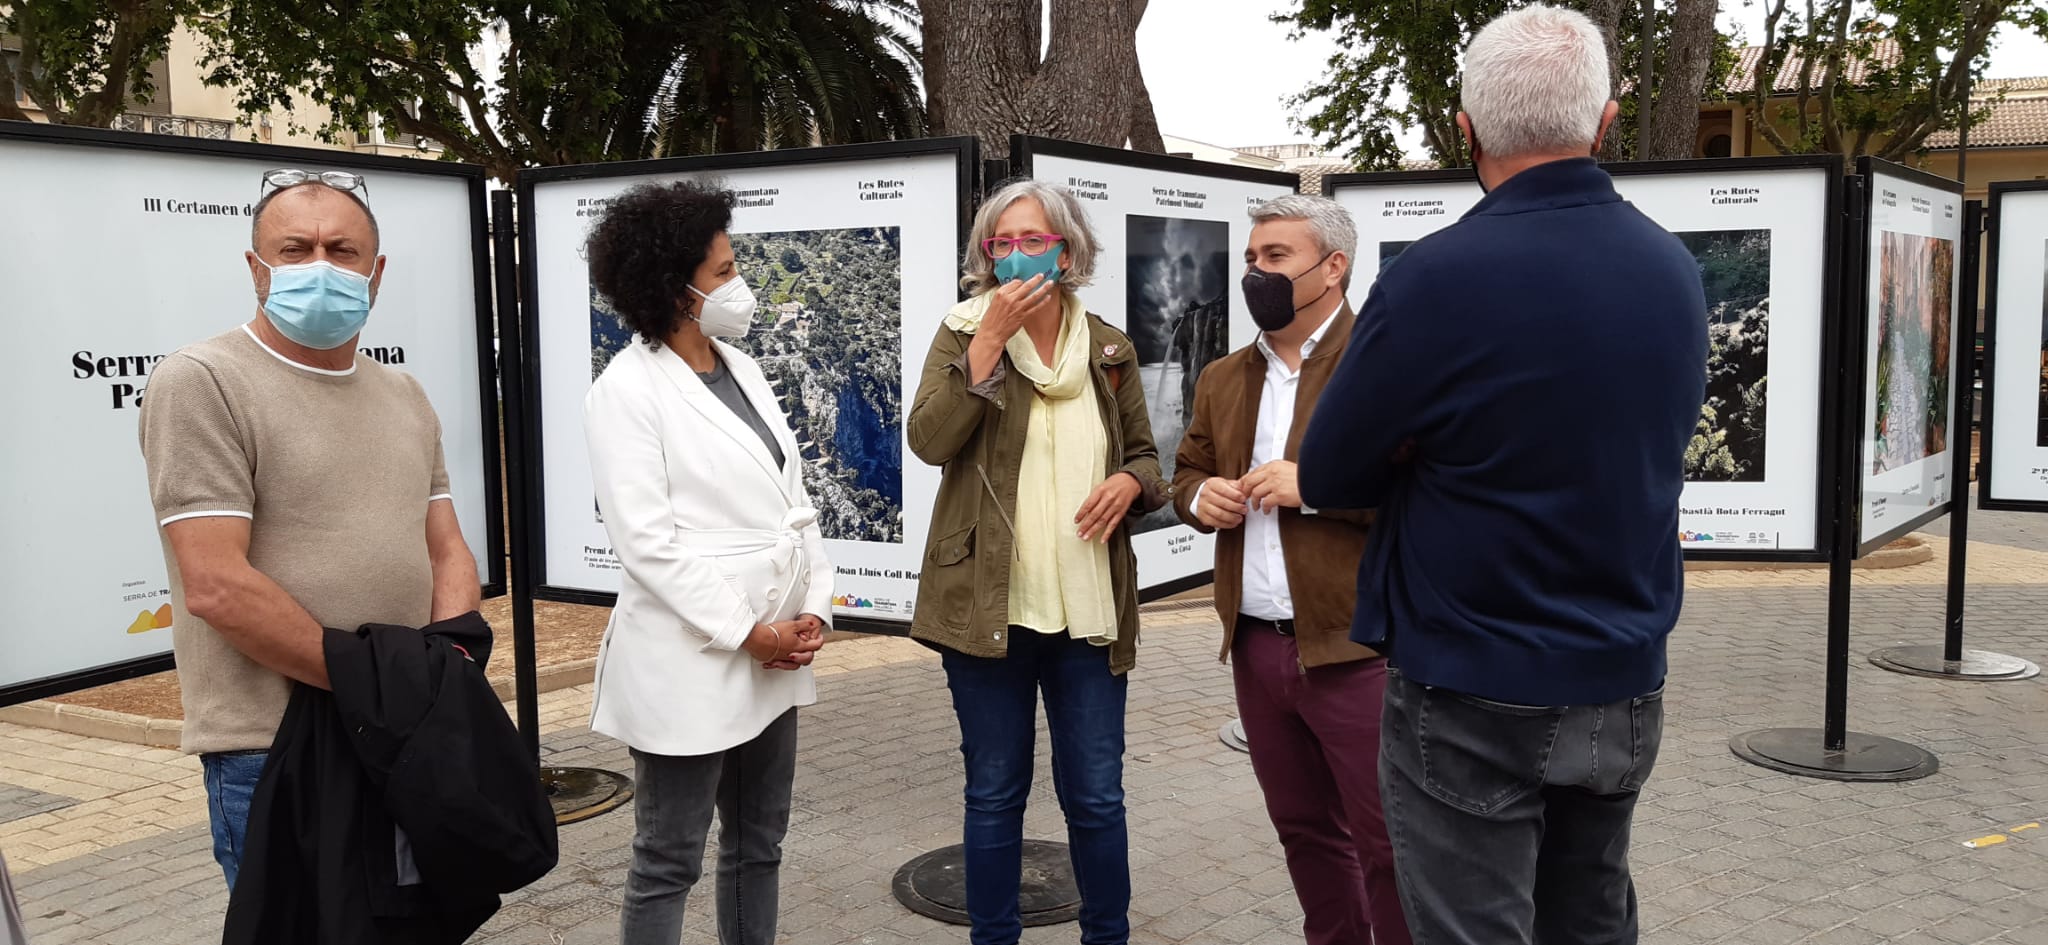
[1172,307,1379,669]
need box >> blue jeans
[941,629,1130,945]
[1379,668,1665,945]
[202,750,269,890]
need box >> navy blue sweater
[1299,158,1708,706]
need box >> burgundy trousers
[1233,624,1411,945]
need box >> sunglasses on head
[259,168,371,201]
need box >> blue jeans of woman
[942,628,1130,945]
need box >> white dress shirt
[1209,304,1342,621]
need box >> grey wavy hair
[1462,4,1612,159]
[1249,194,1358,289]
[960,179,1098,295]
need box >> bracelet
[767,624,784,661]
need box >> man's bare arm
[427,499,482,621]
[164,517,330,689]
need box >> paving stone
[0,784,77,825]
[6,506,2048,942]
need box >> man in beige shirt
[137,170,480,891]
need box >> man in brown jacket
[1174,194,1409,945]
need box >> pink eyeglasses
[982,233,1064,260]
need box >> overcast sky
[1137,2,2048,152]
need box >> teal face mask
[994,247,1062,286]
[259,258,374,350]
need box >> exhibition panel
[1612,159,1842,560]
[1011,135,1299,597]
[1327,158,1846,560]
[1978,181,2048,512]
[0,122,502,705]
[517,139,977,626]
[1323,169,1483,307]
[1854,159,1967,554]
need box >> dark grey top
[698,354,786,469]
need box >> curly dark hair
[584,180,736,346]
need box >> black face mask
[1241,254,1335,332]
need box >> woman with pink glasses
[906,179,1167,945]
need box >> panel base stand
[1868,645,2040,681]
[544,766,634,825]
[1219,718,1250,753]
[893,840,1080,926]
[1729,728,1938,782]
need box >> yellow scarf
[945,292,1117,643]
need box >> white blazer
[584,337,833,757]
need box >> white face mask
[689,275,758,338]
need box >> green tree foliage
[1745,0,2048,160]
[1276,0,1732,169]
[1278,0,1497,169]
[645,0,925,157]
[189,0,925,182]
[0,0,197,125]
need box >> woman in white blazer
[583,181,832,945]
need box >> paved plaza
[4,506,2048,944]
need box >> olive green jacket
[905,311,1169,674]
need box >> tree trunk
[73,0,162,127]
[921,0,1152,160]
[1749,0,1799,155]
[1814,0,1854,155]
[1126,57,1163,152]
[10,6,74,123]
[1581,0,1629,154]
[921,0,950,134]
[1632,0,1655,158]
[0,57,29,122]
[7,0,175,127]
[1124,0,1161,152]
[1641,0,1717,159]
[1875,0,2003,161]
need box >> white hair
[1461,4,1612,158]
[961,179,1098,295]
[1249,194,1358,288]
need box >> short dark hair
[585,180,736,346]
[249,182,381,252]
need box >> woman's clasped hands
[743,614,827,671]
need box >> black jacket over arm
[224,612,559,945]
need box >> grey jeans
[621,708,799,945]
[1380,668,1665,945]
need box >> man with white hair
[1298,5,1708,943]
[1173,194,1409,945]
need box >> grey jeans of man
[1380,668,1665,945]
[621,708,800,945]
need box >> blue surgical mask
[259,258,375,350]
[994,248,1062,286]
